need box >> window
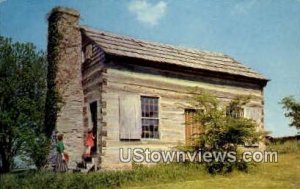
[226,106,244,118]
[141,96,159,139]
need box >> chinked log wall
[99,58,264,170]
[81,39,106,168]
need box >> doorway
[89,101,97,154]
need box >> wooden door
[185,109,201,146]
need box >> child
[55,134,68,172]
[85,128,95,157]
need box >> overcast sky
[0,0,299,137]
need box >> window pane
[141,97,158,118]
[141,118,159,139]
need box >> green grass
[128,152,300,189]
[266,139,300,154]
[1,141,299,189]
[1,163,208,189]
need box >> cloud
[232,0,257,15]
[128,0,167,26]
[0,0,7,4]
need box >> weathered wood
[106,67,263,98]
[119,94,141,139]
[106,81,263,104]
[108,61,263,90]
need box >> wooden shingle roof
[81,26,267,81]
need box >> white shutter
[119,94,141,139]
[245,107,260,123]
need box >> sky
[0,0,299,137]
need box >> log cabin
[45,7,268,170]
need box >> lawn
[1,141,299,189]
[127,152,300,189]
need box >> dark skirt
[55,153,68,172]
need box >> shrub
[187,91,263,173]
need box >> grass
[128,152,300,189]
[1,140,299,189]
[266,139,300,154]
[1,163,208,189]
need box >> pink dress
[85,133,94,147]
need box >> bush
[187,91,263,173]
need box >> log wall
[81,38,106,168]
[99,60,264,169]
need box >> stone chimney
[45,7,84,168]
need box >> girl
[85,128,95,157]
[55,134,68,172]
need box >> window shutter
[119,94,141,139]
[245,107,260,122]
[244,107,260,147]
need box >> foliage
[280,96,300,130]
[24,134,51,169]
[44,7,63,138]
[0,36,48,172]
[189,91,262,173]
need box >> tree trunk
[0,145,11,173]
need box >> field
[1,141,299,189]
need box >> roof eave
[105,53,269,88]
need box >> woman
[55,134,68,172]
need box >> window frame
[226,106,244,119]
[140,96,160,140]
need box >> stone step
[74,156,98,172]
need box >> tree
[189,91,262,173]
[280,96,300,130]
[0,36,48,173]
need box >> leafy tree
[280,96,300,130]
[0,36,48,172]
[189,91,262,173]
